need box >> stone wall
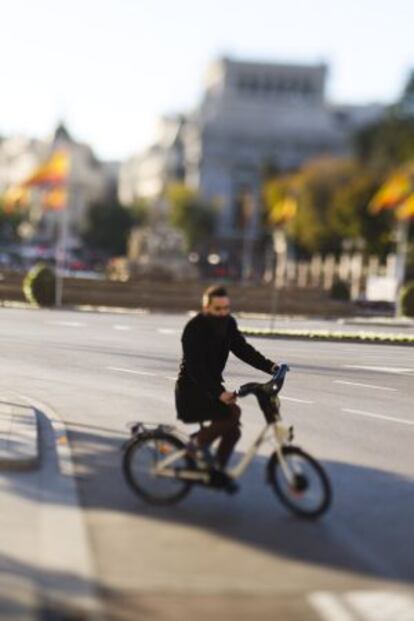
[0,272,357,316]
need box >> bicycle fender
[266,446,303,482]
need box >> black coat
[175,313,275,422]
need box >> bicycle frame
[150,419,295,485]
[228,420,294,481]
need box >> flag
[269,196,297,225]
[369,172,411,213]
[2,185,31,212]
[396,193,414,220]
[41,187,68,211]
[23,150,70,188]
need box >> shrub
[400,281,414,317]
[330,279,350,301]
[23,263,56,307]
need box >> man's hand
[219,390,237,404]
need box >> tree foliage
[353,71,414,174]
[129,199,149,227]
[166,182,217,250]
[82,200,135,256]
[263,157,395,257]
[261,70,411,258]
[0,198,25,241]
[353,114,414,174]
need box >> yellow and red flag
[2,185,31,212]
[41,187,68,211]
[396,193,414,220]
[23,150,70,188]
[369,171,411,213]
[269,196,297,225]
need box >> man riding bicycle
[175,285,278,475]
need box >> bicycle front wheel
[123,432,194,505]
[268,446,332,519]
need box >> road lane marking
[280,396,314,404]
[342,408,414,426]
[310,591,414,621]
[157,328,178,335]
[334,380,397,392]
[113,325,132,331]
[345,591,414,621]
[165,376,176,381]
[343,365,414,374]
[309,592,355,621]
[107,366,156,377]
[46,321,86,328]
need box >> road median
[240,327,414,345]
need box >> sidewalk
[0,393,102,620]
[0,397,38,470]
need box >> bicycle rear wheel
[268,446,332,519]
[123,432,194,505]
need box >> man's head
[202,285,231,317]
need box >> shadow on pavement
[2,411,413,601]
[65,422,414,587]
[0,552,113,620]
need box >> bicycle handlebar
[272,363,290,383]
[236,363,290,398]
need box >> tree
[331,167,394,257]
[263,157,394,257]
[129,199,149,227]
[397,69,414,118]
[166,182,217,251]
[0,197,25,241]
[353,70,414,174]
[82,200,134,256]
[261,71,414,258]
[353,115,414,174]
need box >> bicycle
[122,364,332,519]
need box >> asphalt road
[0,306,413,621]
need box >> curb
[16,394,105,620]
[0,397,39,470]
[240,327,414,346]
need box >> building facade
[0,124,118,245]
[118,116,185,205]
[120,57,385,273]
[120,58,384,220]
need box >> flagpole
[55,203,68,307]
[55,152,71,308]
[395,218,409,317]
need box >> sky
[1,0,414,161]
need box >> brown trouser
[195,404,241,467]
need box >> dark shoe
[185,440,215,469]
[209,468,239,494]
[223,477,239,495]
